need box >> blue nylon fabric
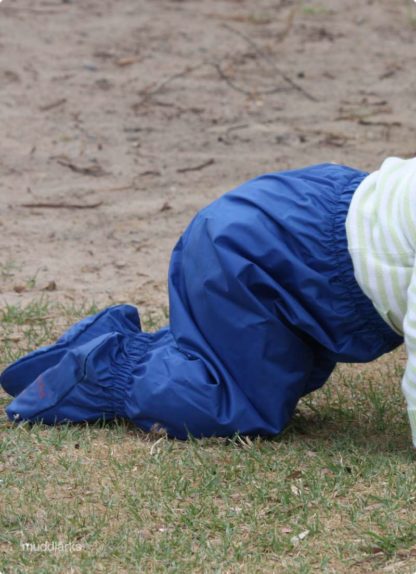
[1,163,403,438]
[1,304,142,398]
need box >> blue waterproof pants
[1,164,403,438]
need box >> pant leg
[302,350,337,395]
[0,305,142,397]
[152,203,317,433]
[5,193,320,438]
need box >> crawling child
[2,157,415,446]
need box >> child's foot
[0,304,142,397]
[5,330,149,425]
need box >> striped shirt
[346,156,416,446]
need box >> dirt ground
[1,0,415,313]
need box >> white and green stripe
[346,156,416,446]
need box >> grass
[301,3,331,17]
[1,300,416,573]
[407,3,416,29]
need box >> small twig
[133,63,205,109]
[95,184,133,192]
[276,6,297,43]
[56,158,109,177]
[222,24,317,102]
[150,436,165,456]
[140,170,161,177]
[218,123,250,145]
[358,119,401,127]
[211,63,253,96]
[211,62,284,97]
[3,7,62,15]
[39,98,67,112]
[177,159,215,173]
[21,202,103,209]
[225,123,249,138]
[319,133,348,147]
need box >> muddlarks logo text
[21,541,83,553]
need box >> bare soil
[1,0,415,313]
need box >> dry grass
[1,300,416,573]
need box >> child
[2,158,414,445]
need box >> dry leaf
[116,57,137,67]
[287,470,302,479]
[370,546,384,555]
[41,280,57,292]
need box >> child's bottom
[1,164,403,438]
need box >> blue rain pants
[0,163,403,438]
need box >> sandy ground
[1,0,415,314]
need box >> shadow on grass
[0,349,413,459]
[282,408,411,456]
[0,399,412,462]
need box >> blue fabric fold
[1,163,403,438]
[1,304,141,397]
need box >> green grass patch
[301,3,331,17]
[1,300,416,573]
